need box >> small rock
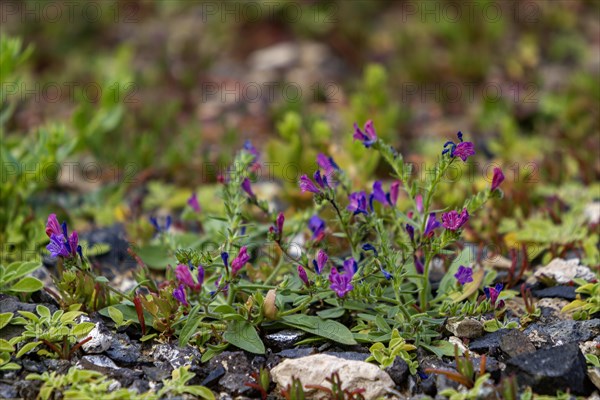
[468,329,509,355]
[531,285,577,300]
[248,42,299,71]
[153,343,202,370]
[505,342,593,395]
[589,368,600,390]
[277,347,315,359]
[143,366,171,382]
[448,336,469,355]
[524,319,600,347]
[22,359,45,373]
[537,298,571,320]
[580,340,600,356]
[584,201,600,225]
[264,329,306,351]
[271,354,394,399]
[420,375,437,397]
[0,383,17,399]
[530,258,596,285]
[499,330,536,358]
[322,352,369,361]
[79,355,120,371]
[201,365,226,387]
[79,317,112,354]
[105,333,141,364]
[210,351,254,395]
[446,318,484,339]
[385,357,409,387]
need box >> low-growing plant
[366,328,418,374]
[562,280,600,320]
[0,312,20,371]
[0,261,43,295]
[9,305,95,359]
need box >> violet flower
[415,194,423,214]
[297,265,310,286]
[362,243,378,257]
[423,213,441,238]
[231,246,250,276]
[299,174,320,194]
[47,234,70,258]
[150,216,172,233]
[441,208,469,231]
[414,256,424,274]
[45,214,62,238]
[484,283,505,308]
[353,120,377,148]
[187,193,201,212]
[173,284,188,306]
[389,181,400,206]
[197,264,205,286]
[316,153,340,176]
[313,170,329,189]
[275,212,285,238]
[405,224,415,242]
[312,249,328,274]
[491,167,505,191]
[308,215,326,240]
[221,252,229,270]
[329,267,354,298]
[347,191,368,215]
[381,267,392,280]
[442,132,475,161]
[454,265,473,285]
[369,181,389,210]
[176,264,201,291]
[243,140,259,160]
[343,258,358,275]
[241,177,255,198]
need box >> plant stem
[329,198,357,256]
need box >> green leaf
[179,305,202,347]
[136,244,173,270]
[36,305,51,320]
[223,320,265,354]
[107,306,124,325]
[184,386,215,400]
[0,362,21,371]
[60,311,85,323]
[99,303,155,327]
[16,341,40,358]
[95,276,109,283]
[13,262,41,281]
[0,339,14,352]
[83,243,111,257]
[140,333,158,342]
[9,276,43,293]
[0,312,13,329]
[281,315,357,345]
[72,322,95,338]
[316,307,346,319]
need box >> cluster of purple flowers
[221,246,250,278]
[45,214,82,259]
[173,262,205,306]
[329,258,356,298]
[442,132,475,161]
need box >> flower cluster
[45,214,81,259]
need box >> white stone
[78,316,112,354]
[531,258,596,285]
[584,202,600,225]
[248,42,299,71]
[270,354,394,400]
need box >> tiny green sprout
[561,281,600,320]
[157,366,214,399]
[281,376,306,400]
[305,372,366,400]
[9,305,94,359]
[245,366,271,400]
[426,345,487,390]
[366,329,418,374]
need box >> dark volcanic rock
[143,365,171,382]
[385,357,409,387]
[468,329,509,355]
[323,351,369,361]
[209,351,254,395]
[505,343,593,395]
[532,286,577,300]
[0,383,17,399]
[524,319,600,348]
[499,329,536,358]
[263,329,305,351]
[105,333,141,364]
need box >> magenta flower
[317,153,340,176]
[312,249,328,274]
[415,194,423,214]
[423,213,441,238]
[491,167,505,191]
[308,215,326,240]
[343,258,358,276]
[347,191,368,215]
[297,265,310,286]
[275,212,285,237]
[454,265,473,285]
[173,284,188,306]
[443,132,475,161]
[405,224,415,242]
[231,246,250,276]
[241,178,255,198]
[187,193,201,212]
[45,214,61,238]
[484,283,505,308]
[329,268,354,298]
[414,256,424,274]
[313,170,329,189]
[299,174,320,194]
[389,181,400,206]
[441,208,469,231]
[353,120,377,148]
[175,264,201,291]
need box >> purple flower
[454,265,473,285]
[316,153,340,176]
[353,120,377,148]
[343,258,358,276]
[423,213,441,238]
[241,178,255,198]
[45,214,61,238]
[415,194,423,214]
[197,265,205,285]
[312,249,328,274]
[369,181,389,210]
[150,216,171,233]
[221,252,229,270]
[187,193,201,212]
[414,256,424,274]
[347,191,368,215]
[299,174,320,194]
[67,231,79,257]
[313,170,329,189]
[442,132,475,161]
[381,267,392,280]
[405,224,415,242]
[231,246,250,276]
[389,181,400,206]
[173,284,188,306]
[297,265,309,286]
[484,283,504,308]
[329,268,354,298]
[176,264,200,291]
[47,234,70,258]
[308,215,326,240]
[275,212,285,237]
[491,167,505,191]
[243,140,260,160]
[362,243,378,257]
[441,208,469,231]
